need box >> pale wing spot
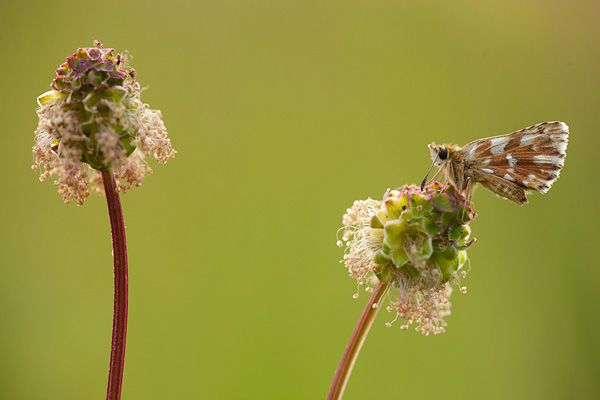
[481,168,494,174]
[556,121,569,132]
[490,141,507,154]
[503,174,516,182]
[534,154,563,165]
[507,168,515,173]
[538,186,551,194]
[540,169,559,180]
[552,139,568,153]
[506,154,518,167]
[551,133,568,141]
[481,158,491,165]
[520,134,537,146]
[524,173,552,193]
[489,136,508,146]
[468,144,479,158]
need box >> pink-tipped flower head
[33,41,175,205]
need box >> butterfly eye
[438,148,448,160]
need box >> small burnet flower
[32,41,175,205]
[339,182,476,335]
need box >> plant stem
[102,170,128,400]
[327,282,390,400]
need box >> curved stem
[102,170,128,400]
[327,282,390,400]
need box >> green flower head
[339,182,476,335]
[33,41,175,205]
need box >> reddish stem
[327,282,389,400]
[102,170,128,400]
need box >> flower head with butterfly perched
[329,121,568,399]
[421,122,569,205]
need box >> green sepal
[430,193,458,213]
[399,209,414,223]
[417,235,434,261]
[374,249,391,265]
[454,237,475,250]
[381,240,392,256]
[409,193,433,218]
[391,247,409,268]
[402,224,434,262]
[37,91,60,106]
[383,219,409,248]
[448,223,464,241]
[459,224,471,240]
[455,205,472,224]
[441,211,458,227]
[385,195,406,220]
[370,210,387,229]
[432,250,460,282]
[435,244,458,261]
[423,216,443,236]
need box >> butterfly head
[428,143,450,167]
[421,142,451,190]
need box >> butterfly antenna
[420,155,438,191]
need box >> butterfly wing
[460,122,568,195]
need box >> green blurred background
[1,1,598,399]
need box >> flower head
[32,41,175,205]
[339,182,476,335]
